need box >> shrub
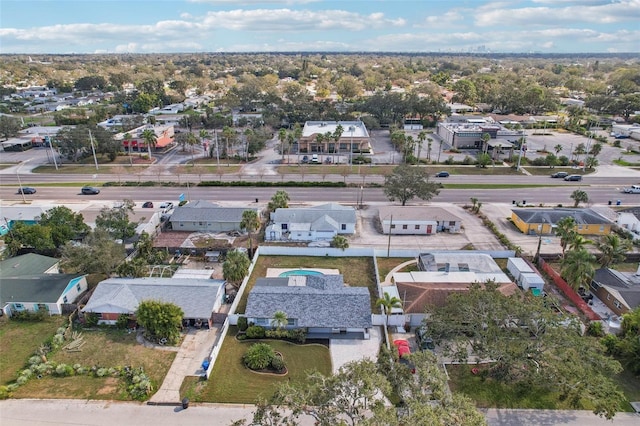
[246,325,266,339]
[11,310,46,322]
[115,314,130,329]
[587,321,605,337]
[270,355,286,373]
[289,328,307,343]
[54,364,74,377]
[243,343,275,370]
[237,316,248,332]
[84,313,99,327]
[0,386,10,400]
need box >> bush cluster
[242,343,287,373]
[480,215,522,255]
[199,180,347,188]
[11,310,47,322]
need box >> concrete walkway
[329,327,382,374]
[148,326,221,405]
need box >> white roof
[302,121,368,138]
[394,271,512,284]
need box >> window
[614,300,621,309]
[14,303,24,310]
[255,318,268,325]
[578,225,583,230]
[63,296,68,303]
[606,294,610,301]
[281,223,288,230]
[287,319,296,326]
[198,222,204,226]
[341,224,346,230]
[402,224,408,230]
[76,283,82,292]
[390,224,396,229]
[415,225,420,230]
[600,225,605,232]
[449,221,456,226]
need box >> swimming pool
[278,269,325,277]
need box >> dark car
[81,186,100,195]
[301,155,309,164]
[17,187,36,195]
[142,201,154,208]
[435,171,450,177]
[551,172,568,178]
[415,326,436,352]
[564,174,582,181]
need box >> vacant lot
[182,329,332,404]
[0,316,65,386]
[236,255,377,312]
[8,327,175,400]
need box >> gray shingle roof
[169,201,255,223]
[0,253,59,278]
[83,277,225,319]
[593,268,640,310]
[512,208,611,225]
[245,275,371,329]
[1,274,83,304]
[272,204,356,226]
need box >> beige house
[378,206,462,235]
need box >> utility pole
[387,215,393,257]
[89,130,99,171]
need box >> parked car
[435,171,450,178]
[311,154,319,163]
[142,201,154,208]
[301,155,309,164]
[551,172,568,178]
[17,187,36,194]
[160,201,174,210]
[393,339,415,374]
[81,186,100,195]
[415,326,436,352]
[564,174,582,181]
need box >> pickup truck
[623,185,640,194]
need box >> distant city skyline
[1,0,638,54]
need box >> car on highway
[142,201,154,208]
[434,171,450,178]
[564,174,582,181]
[622,185,640,194]
[17,187,36,194]
[551,172,568,178]
[81,186,100,195]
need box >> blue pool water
[279,269,324,277]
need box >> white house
[264,203,356,242]
[378,206,462,235]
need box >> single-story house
[590,268,640,316]
[395,252,517,312]
[616,208,640,240]
[265,203,356,241]
[378,206,462,235]
[0,206,46,234]
[82,277,226,326]
[0,253,60,277]
[1,274,88,316]
[244,274,372,339]
[511,208,612,236]
[169,200,259,233]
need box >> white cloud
[189,0,319,4]
[422,10,465,28]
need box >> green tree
[568,234,593,252]
[39,206,90,248]
[427,283,623,419]
[271,310,288,331]
[555,216,577,256]
[136,300,184,345]
[222,249,251,289]
[141,128,157,158]
[56,125,90,162]
[570,189,589,207]
[240,209,260,254]
[268,190,290,211]
[596,234,632,268]
[383,165,441,206]
[330,235,349,250]
[243,343,276,370]
[376,292,402,329]
[585,156,599,170]
[60,229,126,275]
[603,307,640,375]
[4,222,55,257]
[561,248,596,291]
[476,152,491,168]
[0,115,21,140]
[554,144,563,155]
[95,199,136,243]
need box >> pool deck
[266,267,341,277]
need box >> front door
[426,225,432,234]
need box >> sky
[1,0,639,54]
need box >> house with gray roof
[591,268,640,316]
[378,206,462,235]
[511,208,612,236]
[82,277,225,326]
[169,200,259,233]
[0,253,59,278]
[244,274,372,339]
[264,203,356,242]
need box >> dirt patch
[96,377,119,395]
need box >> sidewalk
[148,326,221,405]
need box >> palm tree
[199,129,209,157]
[416,131,426,164]
[561,248,596,291]
[568,234,593,252]
[570,189,589,207]
[589,142,603,157]
[596,234,632,268]
[554,144,563,155]
[278,128,287,163]
[268,190,290,212]
[141,128,157,159]
[271,310,288,331]
[375,292,402,330]
[240,209,260,255]
[555,216,577,256]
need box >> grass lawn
[0,316,66,386]
[447,364,590,410]
[182,330,332,404]
[612,366,640,411]
[9,327,175,400]
[236,255,377,313]
[376,257,416,282]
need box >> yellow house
[511,208,612,236]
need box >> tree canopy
[95,199,137,243]
[60,229,126,275]
[223,249,251,288]
[135,300,184,345]
[426,282,624,419]
[39,206,90,247]
[383,165,441,206]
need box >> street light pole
[16,159,30,204]
[387,214,393,257]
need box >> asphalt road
[0,184,632,206]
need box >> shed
[507,257,534,282]
[519,273,545,291]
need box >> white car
[623,185,640,194]
[160,201,174,209]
